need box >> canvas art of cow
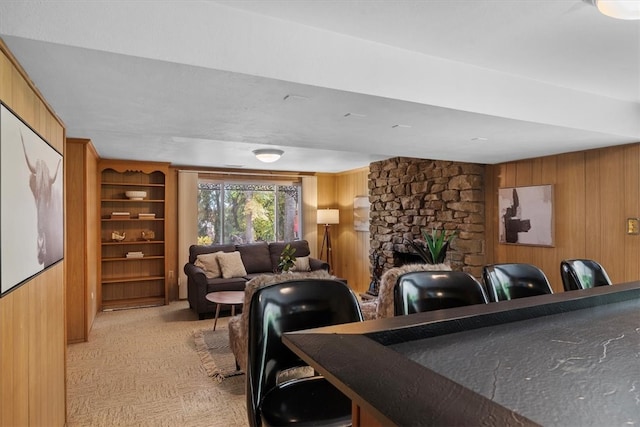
[21,131,63,268]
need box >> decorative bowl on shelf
[111,231,126,242]
[125,191,147,200]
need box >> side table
[205,291,244,331]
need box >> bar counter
[283,281,640,426]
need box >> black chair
[246,279,363,427]
[483,263,553,302]
[393,271,488,316]
[561,259,612,291]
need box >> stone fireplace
[369,157,486,278]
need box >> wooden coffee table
[205,291,244,331]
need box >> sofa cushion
[268,240,311,270]
[291,256,311,272]
[194,251,224,278]
[189,243,235,264]
[218,251,248,278]
[237,242,273,274]
[205,277,247,293]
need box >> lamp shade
[317,209,339,225]
[253,148,284,163]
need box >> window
[197,180,301,245]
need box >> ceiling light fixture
[588,0,640,20]
[253,148,284,163]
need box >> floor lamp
[317,209,339,274]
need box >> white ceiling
[0,0,638,173]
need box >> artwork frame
[1,102,64,297]
[498,184,554,247]
[353,196,370,232]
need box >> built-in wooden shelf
[101,275,165,284]
[102,296,166,311]
[102,256,165,262]
[99,160,169,310]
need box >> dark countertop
[283,281,640,427]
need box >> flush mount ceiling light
[253,148,284,163]
[587,0,640,19]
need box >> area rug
[193,328,244,383]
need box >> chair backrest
[560,259,612,291]
[393,271,488,316]
[483,263,553,302]
[246,279,363,427]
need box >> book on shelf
[138,213,156,219]
[126,251,144,258]
[110,212,131,219]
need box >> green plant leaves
[278,243,297,272]
[406,228,456,264]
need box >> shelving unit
[99,160,170,310]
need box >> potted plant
[405,228,456,264]
[277,243,297,272]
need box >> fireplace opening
[393,251,425,267]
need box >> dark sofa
[184,240,329,319]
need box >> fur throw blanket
[376,263,451,318]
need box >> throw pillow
[194,251,223,278]
[291,256,311,272]
[218,251,248,279]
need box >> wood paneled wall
[485,143,640,292]
[0,39,67,426]
[317,168,371,294]
[65,138,99,343]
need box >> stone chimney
[368,157,486,278]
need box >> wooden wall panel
[598,148,627,283]
[484,164,498,268]
[584,150,603,263]
[86,142,99,332]
[65,138,99,343]
[551,152,585,291]
[65,140,86,342]
[337,168,370,294]
[316,168,370,294]
[624,144,640,281]
[486,143,640,290]
[0,39,67,426]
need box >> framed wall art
[1,103,64,297]
[353,196,370,232]
[498,184,554,246]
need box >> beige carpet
[66,300,248,427]
[193,328,244,382]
